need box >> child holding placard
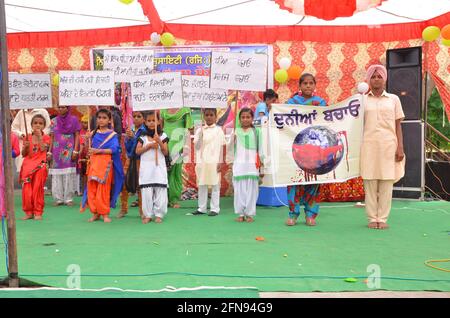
[286,73,327,227]
[119,110,147,218]
[20,114,51,220]
[193,108,226,216]
[135,111,169,224]
[81,109,124,223]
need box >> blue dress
[286,94,327,219]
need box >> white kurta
[194,124,226,186]
[138,133,169,187]
[232,127,262,216]
[139,133,169,218]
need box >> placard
[182,75,228,108]
[59,71,115,106]
[210,52,267,92]
[131,72,183,110]
[270,96,364,185]
[103,49,154,82]
[8,73,52,109]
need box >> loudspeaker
[393,121,424,199]
[386,47,422,121]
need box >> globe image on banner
[292,126,344,175]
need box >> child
[160,107,193,208]
[286,73,327,227]
[232,108,264,223]
[19,114,51,220]
[78,114,89,195]
[193,108,226,216]
[119,110,146,218]
[49,106,81,206]
[80,109,124,223]
[255,89,279,124]
[135,111,169,224]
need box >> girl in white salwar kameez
[231,108,264,223]
[135,111,169,224]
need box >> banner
[269,95,364,186]
[210,52,268,92]
[103,49,154,83]
[182,75,228,108]
[8,73,52,109]
[131,72,183,110]
[59,71,115,106]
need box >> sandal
[130,201,139,207]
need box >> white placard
[103,49,154,82]
[59,71,115,106]
[131,72,183,110]
[210,52,267,92]
[8,73,52,109]
[182,75,228,108]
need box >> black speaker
[393,121,423,199]
[386,47,422,121]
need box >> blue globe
[292,126,344,175]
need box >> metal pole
[0,0,19,287]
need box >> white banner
[269,95,364,186]
[8,73,52,109]
[209,52,267,92]
[103,49,154,82]
[182,75,228,108]
[59,71,115,106]
[131,72,183,110]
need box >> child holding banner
[20,114,51,220]
[135,111,169,224]
[286,73,327,227]
[193,108,226,216]
[81,109,124,223]
[49,106,81,207]
[160,107,193,209]
[119,110,147,218]
[231,108,264,223]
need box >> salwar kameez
[138,133,169,219]
[232,127,262,217]
[161,108,193,206]
[80,130,124,216]
[286,94,327,220]
[20,134,51,217]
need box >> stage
[1,194,449,297]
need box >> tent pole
[0,0,19,288]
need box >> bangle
[73,151,79,154]
[47,152,52,156]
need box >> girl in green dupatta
[160,107,193,208]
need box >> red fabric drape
[304,0,356,21]
[7,12,450,49]
[430,72,450,122]
[137,0,164,33]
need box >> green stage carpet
[1,195,449,295]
